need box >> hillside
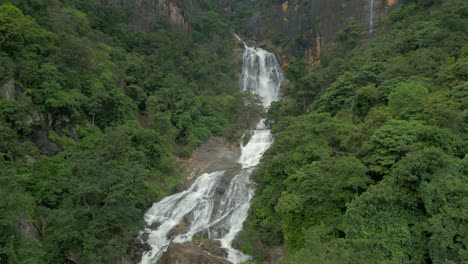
[0,0,250,263]
[237,0,468,263]
[0,0,466,263]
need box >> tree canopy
[237,1,468,263]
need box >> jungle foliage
[238,1,467,263]
[0,0,259,263]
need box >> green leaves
[343,149,467,263]
[239,1,468,263]
[24,124,175,262]
[388,81,428,119]
[0,1,244,261]
[0,3,33,47]
[362,120,463,177]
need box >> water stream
[138,41,283,264]
[369,0,376,33]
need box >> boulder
[17,220,39,240]
[159,242,230,264]
[167,221,189,238]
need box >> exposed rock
[215,185,226,195]
[149,221,162,230]
[217,0,400,65]
[167,221,189,238]
[1,79,25,100]
[1,79,15,99]
[181,137,240,189]
[200,240,228,258]
[67,248,84,264]
[269,245,286,263]
[17,220,40,240]
[30,126,61,156]
[127,238,151,264]
[159,241,230,264]
[25,155,36,166]
[140,232,150,243]
[100,0,189,32]
[233,237,286,263]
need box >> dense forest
[0,0,259,263]
[1,0,467,263]
[237,0,468,263]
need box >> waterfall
[369,0,376,33]
[138,42,283,264]
[241,45,283,108]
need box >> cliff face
[101,0,189,31]
[102,0,399,63]
[217,0,399,65]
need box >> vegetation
[1,0,466,263]
[0,0,260,263]
[238,0,467,263]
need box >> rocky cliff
[218,0,399,65]
[100,0,399,64]
[100,0,189,31]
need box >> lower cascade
[139,43,283,264]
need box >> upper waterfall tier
[240,46,284,107]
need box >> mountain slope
[0,0,252,263]
[236,1,467,263]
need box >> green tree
[0,3,33,47]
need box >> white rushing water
[369,0,376,33]
[139,41,283,264]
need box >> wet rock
[149,221,161,230]
[167,221,189,238]
[210,167,242,218]
[181,137,241,189]
[200,240,228,258]
[140,232,150,243]
[216,185,226,195]
[127,238,151,264]
[159,242,230,264]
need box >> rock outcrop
[217,0,400,65]
[100,0,399,63]
[101,0,189,32]
[180,137,240,189]
[159,241,230,264]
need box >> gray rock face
[1,80,15,99]
[30,126,61,156]
[1,79,24,100]
[17,220,40,240]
